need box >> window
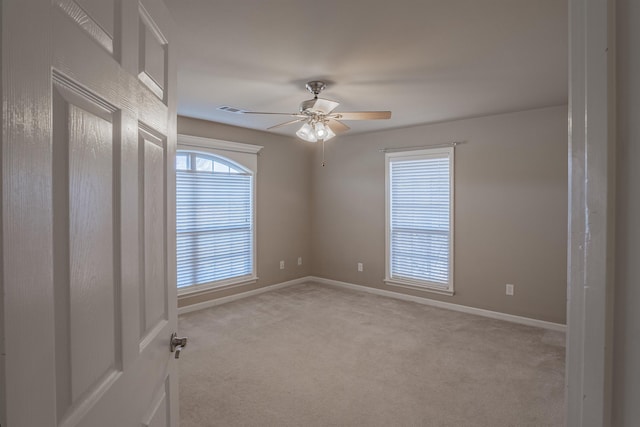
[176,135,262,294]
[385,147,454,295]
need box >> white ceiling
[166,0,567,136]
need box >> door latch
[170,332,188,359]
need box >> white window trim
[176,134,263,297]
[384,147,455,296]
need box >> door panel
[138,4,168,102]
[55,0,116,55]
[140,127,169,343]
[142,377,171,427]
[65,89,119,409]
[52,74,127,426]
[74,0,116,38]
[2,0,177,425]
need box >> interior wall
[613,0,640,423]
[176,116,313,308]
[311,105,568,324]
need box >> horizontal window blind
[389,152,452,287]
[176,155,253,288]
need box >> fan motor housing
[305,81,326,96]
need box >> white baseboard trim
[178,276,311,315]
[308,276,567,332]
[178,275,566,332]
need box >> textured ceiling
[166,0,567,136]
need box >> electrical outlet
[280,260,285,270]
[506,284,514,296]
[298,257,302,266]
[357,262,363,272]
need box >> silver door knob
[170,332,188,359]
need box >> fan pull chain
[322,139,326,167]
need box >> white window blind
[176,151,253,289]
[386,147,454,293]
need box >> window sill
[178,276,258,298]
[384,278,454,296]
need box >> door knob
[170,332,188,359]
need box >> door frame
[1,0,5,422]
[566,0,616,425]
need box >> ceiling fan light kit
[296,122,317,142]
[296,121,336,143]
[242,80,391,164]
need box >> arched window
[176,150,254,290]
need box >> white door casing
[2,0,178,426]
[566,0,616,425]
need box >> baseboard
[308,276,566,332]
[179,275,566,332]
[178,276,312,315]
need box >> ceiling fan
[242,81,392,143]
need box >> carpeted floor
[178,282,565,426]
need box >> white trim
[177,134,263,154]
[384,279,454,296]
[379,141,463,153]
[177,274,567,332]
[385,147,455,294]
[177,277,309,315]
[310,277,566,332]
[177,276,258,297]
[566,0,615,425]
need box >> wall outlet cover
[506,284,514,295]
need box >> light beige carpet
[178,282,565,426]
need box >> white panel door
[1,0,178,426]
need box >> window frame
[176,134,262,296]
[384,147,455,295]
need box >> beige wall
[613,0,640,424]
[176,116,313,307]
[311,106,568,324]
[177,107,568,324]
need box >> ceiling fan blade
[331,111,392,120]
[267,118,306,130]
[300,98,340,114]
[314,98,340,114]
[327,119,350,134]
